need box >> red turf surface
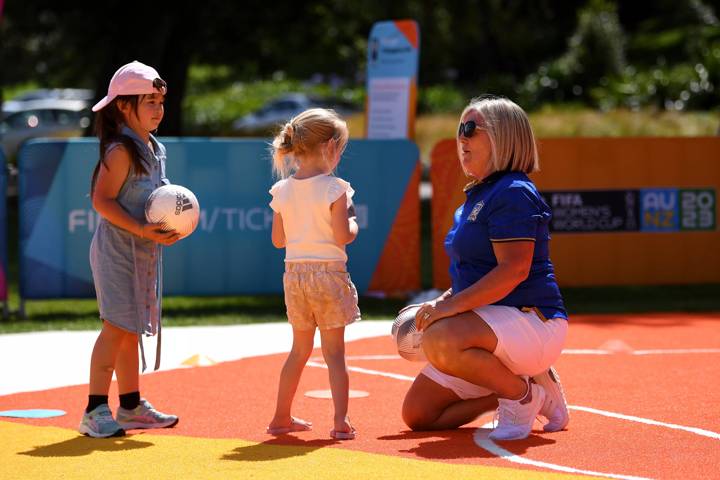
[2,313,719,478]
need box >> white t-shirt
[269,174,355,262]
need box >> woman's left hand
[415,300,454,331]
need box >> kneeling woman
[403,96,568,441]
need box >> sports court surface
[1,313,719,479]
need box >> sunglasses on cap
[153,78,167,95]
[458,120,485,138]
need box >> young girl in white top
[267,108,361,440]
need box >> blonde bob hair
[271,108,349,179]
[460,96,539,174]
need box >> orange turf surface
[2,313,719,478]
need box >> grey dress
[89,125,169,371]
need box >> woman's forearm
[440,264,526,316]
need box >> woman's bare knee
[402,373,461,431]
[402,399,434,430]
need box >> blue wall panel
[18,138,418,299]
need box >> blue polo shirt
[444,171,567,320]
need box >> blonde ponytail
[271,122,296,178]
[270,108,348,179]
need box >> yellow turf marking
[2,421,594,479]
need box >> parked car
[2,88,94,113]
[232,93,359,134]
[1,96,92,160]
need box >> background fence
[17,138,420,300]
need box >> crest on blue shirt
[467,201,484,222]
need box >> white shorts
[420,305,568,400]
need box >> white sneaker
[489,380,545,441]
[78,404,125,438]
[116,398,178,430]
[532,366,569,432]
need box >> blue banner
[366,20,420,139]
[542,188,716,233]
[367,20,419,78]
[18,138,418,299]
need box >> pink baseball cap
[92,61,167,112]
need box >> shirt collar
[463,170,511,193]
[120,125,159,163]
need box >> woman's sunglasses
[458,120,484,138]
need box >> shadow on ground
[19,434,154,457]
[221,436,339,462]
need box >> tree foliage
[1,0,718,133]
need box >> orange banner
[369,164,421,294]
[431,137,720,288]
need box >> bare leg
[89,321,129,395]
[268,328,316,431]
[115,332,140,394]
[319,326,353,435]
[423,311,527,399]
[403,373,498,430]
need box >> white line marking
[562,349,613,355]
[568,405,720,440]
[310,354,401,362]
[562,348,720,355]
[312,349,720,362]
[632,348,720,355]
[307,361,415,382]
[311,359,720,478]
[474,425,652,480]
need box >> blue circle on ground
[0,409,66,418]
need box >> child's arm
[330,193,358,245]
[271,212,286,248]
[92,146,179,245]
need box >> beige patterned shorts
[283,261,361,331]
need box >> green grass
[1,284,718,334]
[0,295,408,334]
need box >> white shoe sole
[78,423,125,438]
[117,418,179,430]
[533,367,569,432]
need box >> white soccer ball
[391,306,427,362]
[144,184,200,239]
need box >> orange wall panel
[431,137,720,288]
[368,164,421,294]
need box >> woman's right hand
[398,303,426,316]
[398,289,452,315]
[140,222,181,246]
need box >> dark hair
[90,95,148,197]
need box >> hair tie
[284,124,294,148]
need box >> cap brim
[91,95,115,112]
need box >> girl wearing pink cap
[80,61,180,438]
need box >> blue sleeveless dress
[89,126,169,371]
